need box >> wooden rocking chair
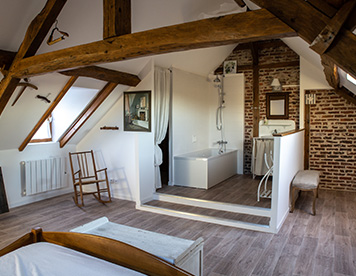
[69,150,112,207]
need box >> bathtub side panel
[207,151,237,189]
[174,158,208,189]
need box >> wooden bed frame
[0,228,192,276]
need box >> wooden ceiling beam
[0,77,21,114]
[11,9,296,78]
[60,66,140,86]
[0,0,67,117]
[310,0,356,54]
[19,76,78,151]
[345,5,356,31]
[59,82,118,148]
[234,0,246,8]
[13,0,67,63]
[250,42,260,138]
[233,39,286,51]
[249,0,356,79]
[306,0,337,18]
[321,56,356,105]
[0,50,16,73]
[103,0,131,39]
[325,0,349,9]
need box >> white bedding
[0,242,146,276]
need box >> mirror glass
[266,93,289,119]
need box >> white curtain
[154,67,171,189]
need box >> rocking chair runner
[69,150,112,207]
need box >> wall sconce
[271,78,282,92]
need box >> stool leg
[312,189,317,216]
[290,187,296,213]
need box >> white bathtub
[174,148,238,189]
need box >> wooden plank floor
[1,189,356,275]
[157,174,272,208]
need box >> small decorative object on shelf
[100,126,119,130]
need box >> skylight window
[346,74,356,86]
[30,115,53,143]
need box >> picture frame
[123,90,151,132]
[223,60,237,74]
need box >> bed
[0,228,192,276]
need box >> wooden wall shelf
[100,126,119,130]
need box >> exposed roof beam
[325,0,349,9]
[0,0,67,116]
[345,4,356,31]
[0,50,16,73]
[249,0,356,79]
[233,39,286,52]
[321,56,356,105]
[0,77,21,113]
[306,0,337,18]
[310,0,356,54]
[11,9,296,78]
[250,42,260,138]
[60,66,140,86]
[234,0,246,8]
[19,76,78,151]
[13,0,67,62]
[103,0,131,39]
[59,82,118,148]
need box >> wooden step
[139,194,274,232]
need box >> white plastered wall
[76,60,155,204]
[299,56,331,128]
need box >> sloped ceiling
[1,0,353,151]
[0,0,237,150]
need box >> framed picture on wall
[223,60,237,74]
[123,91,151,132]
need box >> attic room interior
[0,0,356,275]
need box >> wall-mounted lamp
[271,78,282,92]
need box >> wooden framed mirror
[266,92,289,119]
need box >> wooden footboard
[0,228,192,276]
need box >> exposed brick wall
[217,41,300,174]
[308,89,356,191]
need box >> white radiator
[20,157,69,196]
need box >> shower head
[213,75,221,83]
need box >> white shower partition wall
[269,130,304,232]
[143,131,305,234]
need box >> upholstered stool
[290,170,320,215]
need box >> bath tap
[217,140,227,154]
[273,129,278,134]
